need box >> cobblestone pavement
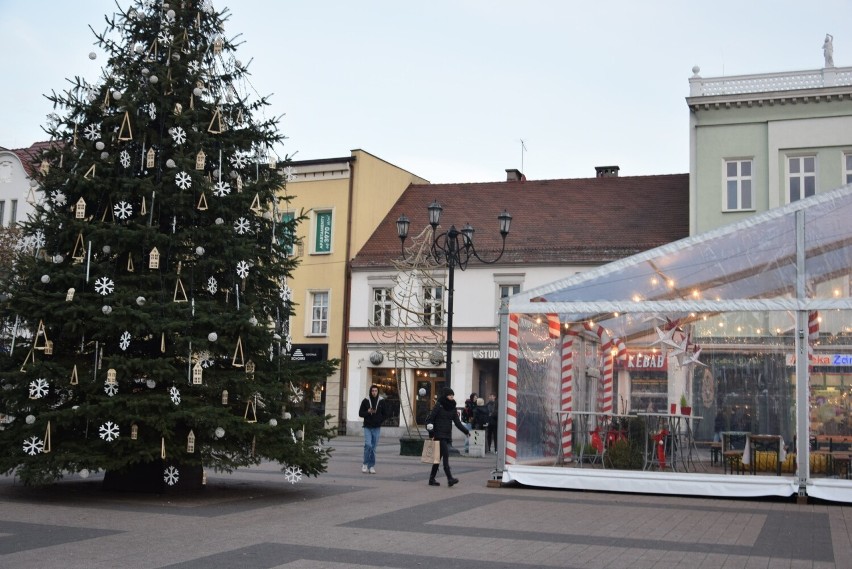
[1,434,851,568]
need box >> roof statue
[823,33,834,68]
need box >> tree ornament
[244,398,257,423]
[221,390,228,405]
[173,278,188,302]
[214,427,225,439]
[207,107,223,134]
[192,362,203,384]
[196,192,209,210]
[75,198,87,219]
[232,336,245,367]
[28,378,49,399]
[130,423,138,440]
[70,365,78,385]
[146,147,156,168]
[33,320,49,350]
[175,171,192,190]
[106,368,117,384]
[72,233,85,261]
[187,430,196,453]
[149,247,160,269]
[118,111,133,140]
[99,421,119,442]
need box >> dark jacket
[426,396,469,440]
[472,403,489,429]
[359,394,386,428]
[486,399,497,422]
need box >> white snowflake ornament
[283,466,303,484]
[104,382,118,397]
[119,150,131,168]
[175,171,192,190]
[94,276,115,296]
[233,217,250,235]
[230,154,248,169]
[28,378,49,399]
[164,466,180,486]
[289,381,304,403]
[236,260,250,279]
[23,436,45,456]
[119,331,131,351]
[83,123,101,141]
[169,126,186,145]
[169,386,181,405]
[212,180,231,197]
[205,276,218,295]
[114,201,133,220]
[148,102,157,120]
[99,421,120,442]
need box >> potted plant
[680,394,692,416]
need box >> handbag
[420,439,440,464]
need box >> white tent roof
[511,184,852,338]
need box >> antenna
[520,139,527,174]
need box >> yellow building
[281,149,427,431]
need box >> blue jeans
[463,423,472,451]
[363,427,381,467]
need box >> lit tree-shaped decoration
[0,0,337,489]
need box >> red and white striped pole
[505,314,520,464]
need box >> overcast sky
[1,1,850,183]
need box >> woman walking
[425,387,470,486]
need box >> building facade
[346,169,689,437]
[281,149,428,431]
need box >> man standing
[485,393,498,453]
[461,392,477,454]
[359,385,386,474]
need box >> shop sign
[285,343,328,362]
[786,353,852,366]
[620,352,667,370]
[474,349,500,360]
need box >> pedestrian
[358,385,386,474]
[461,392,477,453]
[473,397,488,430]
[425,387,470,486]
[485,393,498,453]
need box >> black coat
[426,396,469,440]
[472,404,489,429]
[359,395,386,428]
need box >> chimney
[595,165,620,178]
[505,168,525,182]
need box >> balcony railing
[689,66,852,97]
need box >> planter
[681,406,692,416]
[399,437,424,456]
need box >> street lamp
[396,201,512,390]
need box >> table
[741,434,787,476]
[637,413,703,472]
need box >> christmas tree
[0,0,337,489]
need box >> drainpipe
[338,158,356,434]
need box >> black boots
[428,478,440,486]
[447,477,459,486]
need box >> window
[313,210,332,254]
[788,156,816,202]
[724,159,753,211]
[9,199,17,226]
[309,291,328,335]
[371,287,393,326]
[845,154,852,184]
[0,201,5,227]
[422,285,443,326]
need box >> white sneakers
[361,464,368,473]
[369,467,376,474]
[361,465,377,474]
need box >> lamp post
[396,201,512,390]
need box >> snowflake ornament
[163,466,180,486]
[283,465,303,484]
[25,230,46,252]
[233,217,251,235]
[194,350,215,368]
[205,276,218,295]
[83,123,101,141]
[289,381,304,403]
[283,166,298,182]
[94,276,115,296]
[212,180,231,197]
[148,102,157,120]
[28,378,49,399]
[169,126,186,145]
[104,382,118,397]
[279,284,292,303]
[52,191,67,207]
[119,331,131,351]
[169,386,181,405]
[175,171,192,190]
[119,149,131,168]
[99,421,120,442]
[23,436,45,456]
[157,31,173,46]
[114,201,133,220]
[230,154,248,169]
[236,260,250,279]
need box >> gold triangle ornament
[83,164,96,179]
[118,111,133,141]
[72,232,86,262]
[244,398,257,423]
[126,253,135,272]
[43,421,52,453]
[102,88,111,109]
[249,193,263,214]
[140,195,147,216]
[207,107,223,134]
[231,336,245,367]
[33,320,49,350]
[161,437,166,459]
[20,347,36,372]
[173,278,188,302]
[101,200,115,223]
[161,332,166,353]
[196,192,208,211]
[70,365,79,385]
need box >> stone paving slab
[0,435,850,568]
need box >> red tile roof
[352,173,689,268]
[4,141,57,177]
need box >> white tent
[498,184,852,502]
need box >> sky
[1,1,851,183]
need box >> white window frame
[308,290,329,336]
[9,199,17,226]
[422,284,443,326]
[371,286,394,327]
[494,273,525,324]
[787,155,816,203]
[722,159,754,212]
[844,153,852,185]
[0,201,5,227]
